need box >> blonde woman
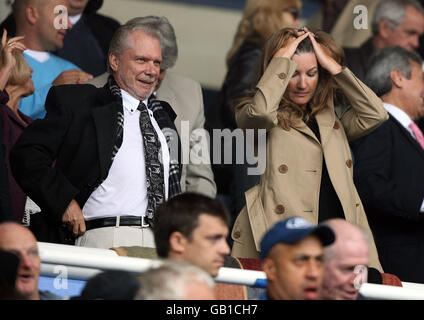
[231,28,388,272]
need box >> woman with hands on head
[0,29,34,223]
[231,27,388,272]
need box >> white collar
[383,102,413,129]
[120,89,149,113]
[69,13,83,25]
[24,49,50,63]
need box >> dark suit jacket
[343,38,376,82]
[351,115,424,283]
[10,84,177,227]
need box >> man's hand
[62,199,86,237]
[52,69,93,86]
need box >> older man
[1,0,120,77]
[0,222,59,299]
[135,261,216,300]
[87,16,216,198]
[11,23,181,248]
[351,46,424,282]
[137,16,216,197]
[321,219,369,300]
[259,217,335,300]
[344,0,424,81]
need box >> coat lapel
[315,98,336,148]
[292,122,320,144]
[391,116,424,161]
[91,86,118,180]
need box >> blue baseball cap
[260,217,335,261]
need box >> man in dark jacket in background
[0,0,120,76]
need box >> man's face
[383,6,424,51]
[37,0,71,51]
[0,226,41,300]
[402,60,424,120]
[322,242,369,300]
[110,30,162,100]
[67,0,89,15]
[180,214,230,277]
[263,236,324,300]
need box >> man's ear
[109,53,119,73]
[378,19,393,40]
[25,5,38,25]
[262,257,277,281]
[390,70,404,88]
[169,231,188,254]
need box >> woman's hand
[307,30,342,75]
[1,29,26,72]
[273,28,310,59]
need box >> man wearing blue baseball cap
[259,217,335,300]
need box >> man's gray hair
[371,0,424,36]
[364,46,423,97]
[107,23,161,72]
[125,16,178,70]
[135,260,215,300]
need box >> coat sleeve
[10,87,79,224]
[183,81,217,197]
[234,57,297,130]
[333,67,389,141]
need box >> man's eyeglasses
[284,8,300,21]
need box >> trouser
[75,225,155,249]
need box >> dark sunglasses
[284,8,300,20]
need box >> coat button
[278,164,288,174]
[278,72,286,80]
[346,159,353,168]
[275,205,285,214]
[333,121,340,129]
[233,231,241,239]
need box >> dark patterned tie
[138,101,165,223]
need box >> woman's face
[284,52,319,108]
[22,67,35,98]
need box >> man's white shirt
[82,89,170,220]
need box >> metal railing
[38,242,424,299]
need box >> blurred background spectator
[343,0,424,82]
[72,270,140,300]
[135,261,216,300]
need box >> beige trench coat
[231,58,388,272]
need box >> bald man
[321,219,369,300]
[12,0,92,119]
[0,222,58,300]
